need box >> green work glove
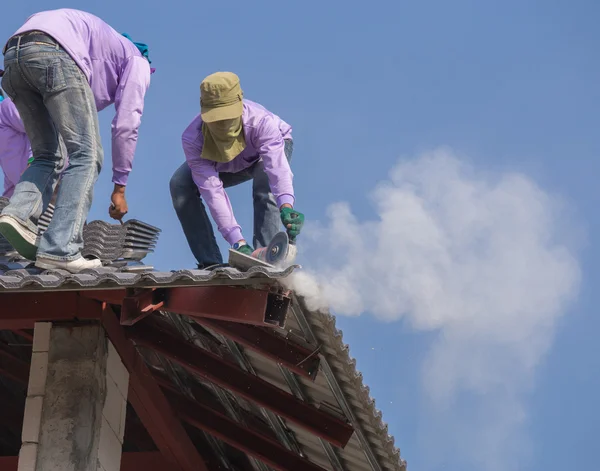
[280,207,304,240]
[235,244,254,256]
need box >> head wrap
[121,33,152,64]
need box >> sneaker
[35,257,102,274]
[0,214,39,260]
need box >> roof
[0,208,406,471]
[0,263,406,471]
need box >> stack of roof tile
[0,195,160,263]
[81,219,161,262]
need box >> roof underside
[0,265,406,471]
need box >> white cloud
[286,148,581,470]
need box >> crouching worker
[0,8,152,272]
[170,72,304,269]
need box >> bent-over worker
[170,72,304,268]
[0,8,153,272]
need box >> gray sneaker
[35,256,102,274]
[0,215,39,260]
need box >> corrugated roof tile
[0,264,297,291]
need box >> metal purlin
[218,336,308,459]
[276,365,346,471]
[213,320,352,471]
[167,312,262,471]
[209,305,351,471]
[146,339,234,470]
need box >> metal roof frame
[0,269,406,470]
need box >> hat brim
[201,101,243,123]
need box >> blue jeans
[1,33,102,261]
[170,139,293,267]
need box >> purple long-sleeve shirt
[0,98,31,198]
[12,8,151,186]
[182,99,294,245]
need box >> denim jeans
[170,139,293,267]
[1,33,102,261]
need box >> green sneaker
[0,215,39,260]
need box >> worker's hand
[235,242,254,256]
[109,185,128,221]
[280,206,304,240]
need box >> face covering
[201,117,246,163]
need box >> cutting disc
[265,231,290,265]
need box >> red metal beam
[0,283,290,330]
[193,319,320,380]
[79,289,128,305]
[101,307,209,471]
[0,292,102,329]
[164,389,327,471]
[0,452,171,471]
[152,369,279,443]
[121,289,165,326]
[80,285,290,327]
[165,286,288,327]
[121,452,171,470]
[0,457,17,468]
[129,318,354,448]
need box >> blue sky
[1,1,599,470]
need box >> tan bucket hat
[200,72,244,123]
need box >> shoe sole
[0,218,38,260]
[35,259,103,274]
[34,260,59,271]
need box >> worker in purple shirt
[0,8,152,273]
[0,92,32,198]
[170,72,305,269]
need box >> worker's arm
[109,56,151,220]
[111,56,151,186]
[182,116,244,245]
[253,116,304,239]
[253,115,295,208]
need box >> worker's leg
[170,163,254,267]
[0,39,67,259]
[170,162,224,267]
[251,139,293,248]
[4,37,102,262]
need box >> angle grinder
[250,209,300,267]
[250,231,297,267]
